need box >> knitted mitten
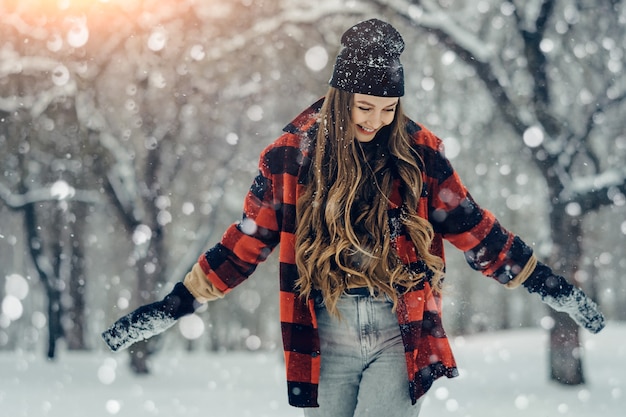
[101,282,198,351]
[523,262,605,334]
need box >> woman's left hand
[540,285,606,334]
[523,262,606,334]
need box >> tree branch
[516,0,566,141]
[577,88,626,172]
[381,0,526,136]
[0,181,101,209]
[568,167,626,212]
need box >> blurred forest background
[1,0,625,383]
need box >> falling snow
[0,1,624,415]
[0,325,624,416]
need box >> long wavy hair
[295,87,445,317]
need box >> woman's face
[351,93,399,142]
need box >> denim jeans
[303,292,423,417]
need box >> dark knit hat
[329,19,405,97]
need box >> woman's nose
[368,113,382,127]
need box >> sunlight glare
[10,0,112,12]
[5,0,139,23]
[57,0,110,10]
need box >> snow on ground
[1,323,623,417]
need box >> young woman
[102,19,605,416]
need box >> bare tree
[2,0,622,387]
[369,0,626,384]
[0,129,99,357]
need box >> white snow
[1,324,623,416]
[304,46,329,72]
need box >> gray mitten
[523,262,605,334]
[102,282,199,351]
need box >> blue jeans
[304,292,423,417]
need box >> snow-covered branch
[202,0,370,61]
[99,132,143,223]
[568,168,626,197]
[0,52,79,116]
[0,54,64,77]
[385,0,494,61]
[559,166,626,212]
[1,13,49,40]
[380,0,526,136]
[73,89,142,224]
[0,180,101,209]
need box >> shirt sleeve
[197,144,282,294]
[424,136,536,287]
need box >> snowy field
[1,323,623,417]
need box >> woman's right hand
[101,282,200,351]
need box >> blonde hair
[294,88,445,317]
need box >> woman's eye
[358,107,371,112]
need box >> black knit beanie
[329,19,405,97]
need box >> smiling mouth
[357,125,376,134]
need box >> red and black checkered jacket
[198,97,535,407]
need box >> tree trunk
[130,340,151,374]
[128,255,156,374]
[549,310,583,384]
[46,287,64,359]
[18,141,63,358]
[547,204,585,384]
[66,202,88,350]
[128,220,166,373]
[22,200,65,359]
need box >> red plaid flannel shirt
[198,98,534,407]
